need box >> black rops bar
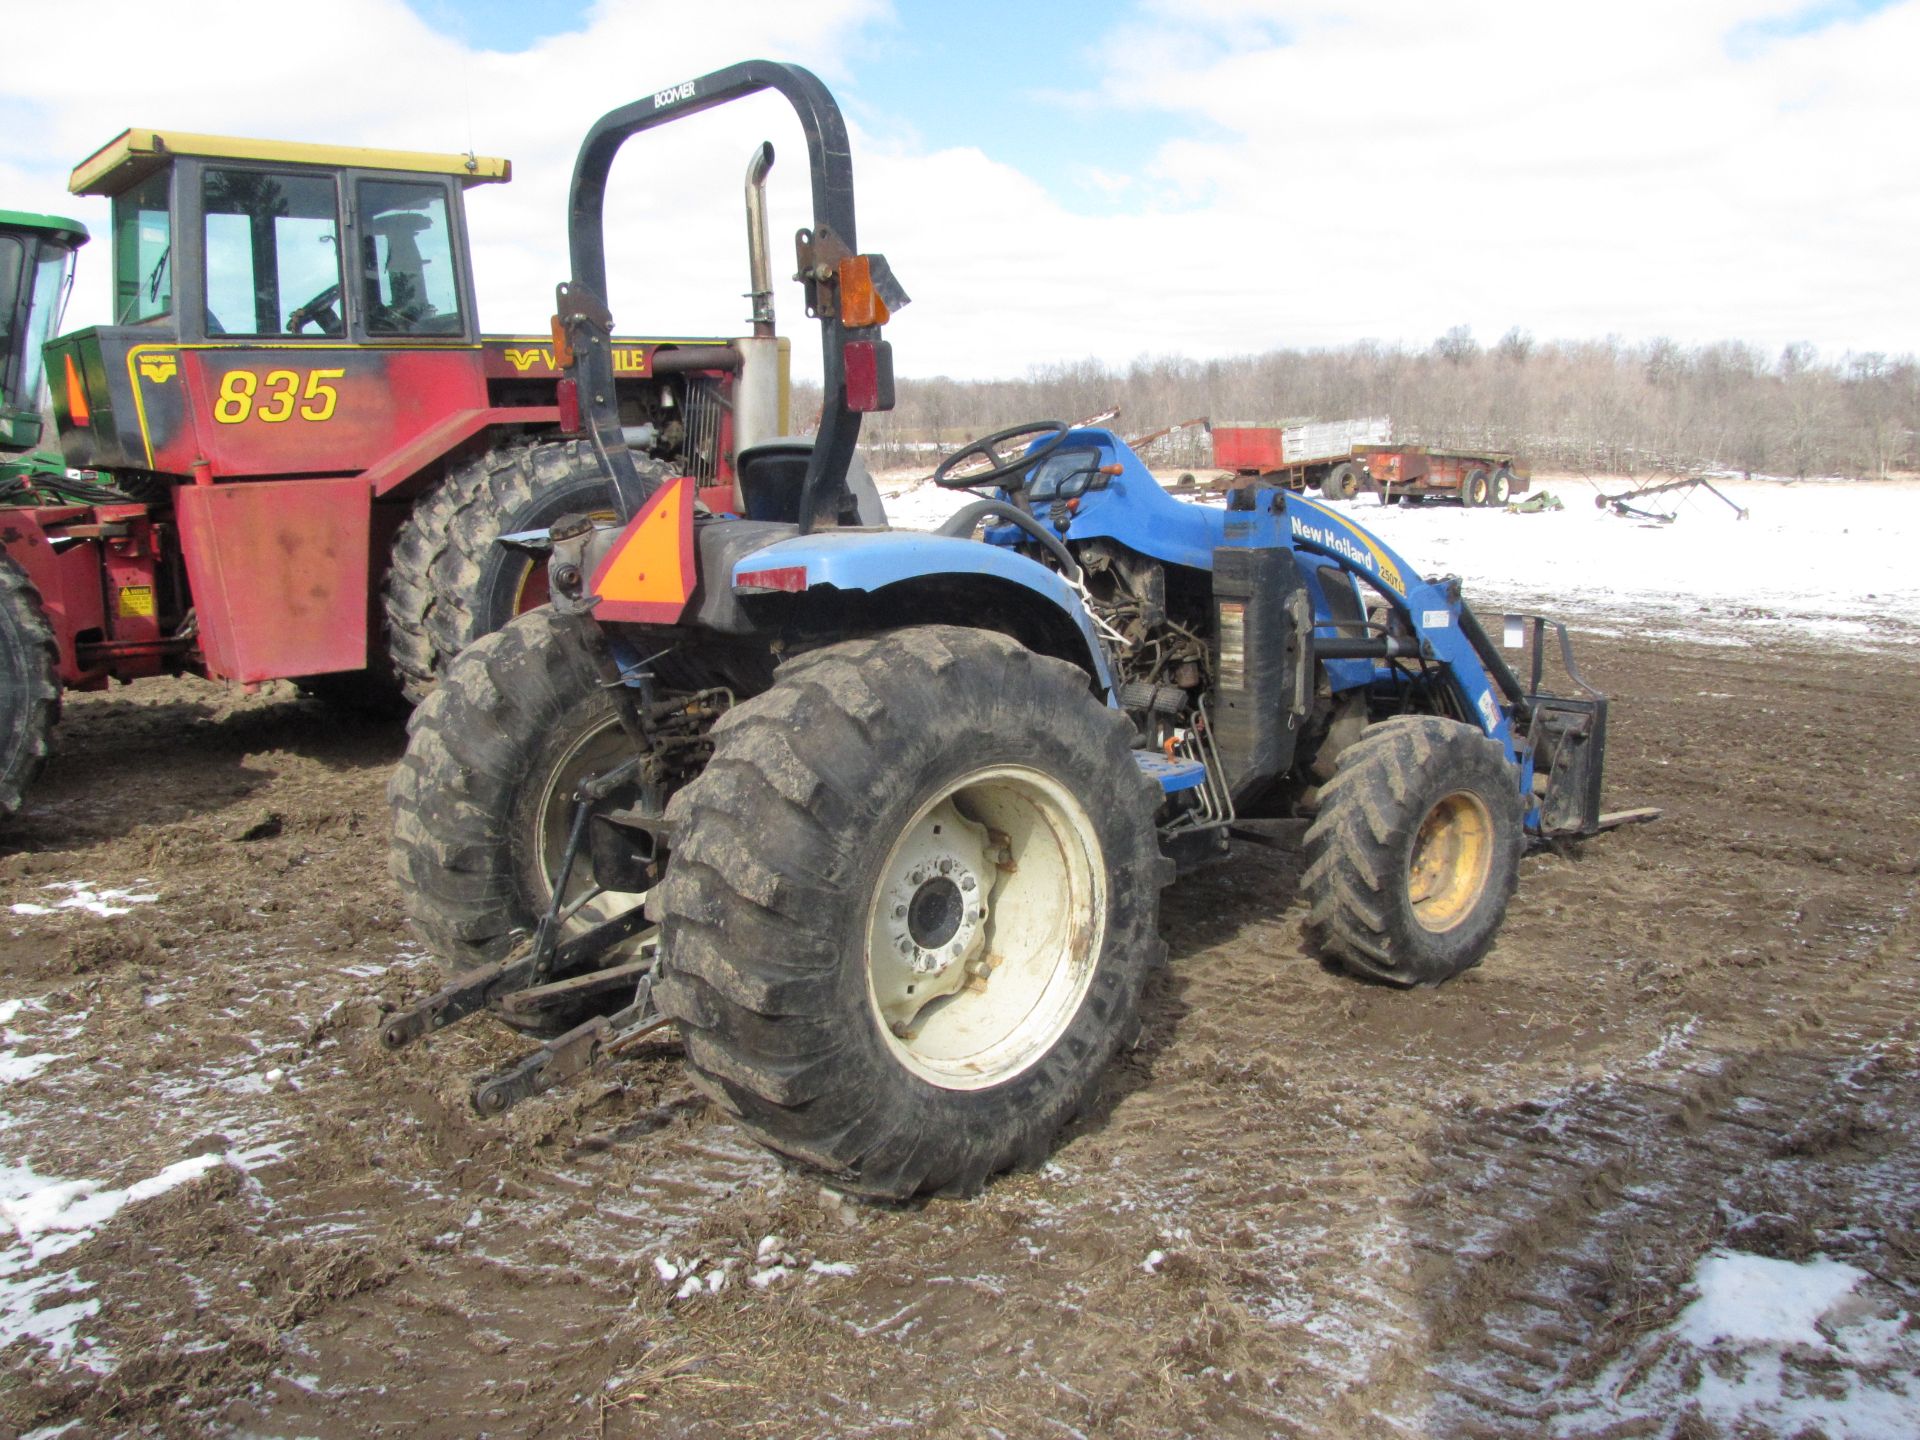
[563,60,864,533]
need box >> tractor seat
[736,438,886,528]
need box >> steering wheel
[287,283,343,336]
[931,420,1071,489]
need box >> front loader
[386,61,1655,1200]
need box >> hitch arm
[379,904,654,1050]
[471,977,673,1117]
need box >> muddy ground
[1,618,1916,1439]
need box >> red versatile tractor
[0,128,787,817]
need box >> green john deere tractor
[0,209,87,484]
[0,210,87,815]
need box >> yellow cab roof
[71,129,511,196]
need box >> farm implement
[1214,418,1531,506]
[1595,474,1750,523]
[386,60,1655,1198]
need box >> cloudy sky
[5,0,1914,379]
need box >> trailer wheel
[389,607,650,1032]
[1489,467,1513,505]
[653,626,1168,1199]
[0,557,60,821]
[1322,463,1362,501]
[1300,715,1523,987]
[385,439,643,704]
[1461,467,1490,507]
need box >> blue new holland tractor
[386,61,1652,1199]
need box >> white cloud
[7,1,1914,383]
[7,0,890,348]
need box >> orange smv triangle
[590,474,697,624]
[64,352,91,426]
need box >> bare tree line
[795,330,1920,480]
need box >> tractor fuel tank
[1210,545,1313,813]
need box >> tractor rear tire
[1300,715,1523,987]
[1322,463,1362,501]
[1461,467,1491,507]
[389,607,648,1032]
[653,626,1169,1199]
[385,439,629,705]
[0,557,60,821]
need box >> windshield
[18,245,75,406]
[1025,446,1101,502]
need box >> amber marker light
[837,256,890,328]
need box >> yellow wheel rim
[1407,791,1494,933]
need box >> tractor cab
[45,129,509,478]
[0,209,87,466]
[74,129,500,343]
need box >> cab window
[356,180,464,336]
[202,168,343,336]
[113,170,172,324]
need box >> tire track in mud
[1331,893,1920,1437]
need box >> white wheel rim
[865,765,1105,1091]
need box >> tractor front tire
[653,626,1169,1199]
[389,607,648,1030]
[385,439,624,704]
[1300,715,1523,987]
[0,557,60,821]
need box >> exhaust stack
[744,141,776,339]
[733,141,785,476]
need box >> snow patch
[10,881,159,919]
[1,1147,275,1368]
[1678,1251,1865,1351]
[1552,1249,1920,1439]
[0,1053,60,1085]
[4,1153,224,1261]
[1,998,62,1087]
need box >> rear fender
[730,530,1115,692]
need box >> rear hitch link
[379,752,672,1115]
